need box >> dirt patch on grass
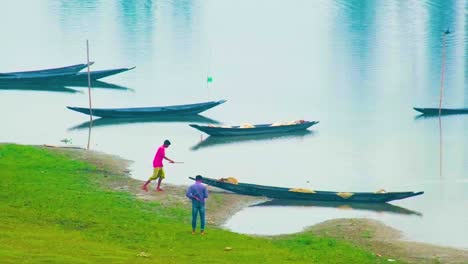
[47,146,468,264]
[48,146,264,226]
[309,218,468,264]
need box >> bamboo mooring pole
[86,40,93,150]
[438,30,450,115]
[438,29,450,178]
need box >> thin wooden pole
[438,31,448,115]
[206,48,212,100]
[206,72,210,100]
[87,119,92,151]
[86,40,93,150]
[438,29,450,178]
[439,116,443,178]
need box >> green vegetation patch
[0,144,388,263]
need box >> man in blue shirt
[186,175,209,235]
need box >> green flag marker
[207,76,213,83]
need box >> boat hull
[192,177,424,203]
[0,62,92,76]
[0,67,134,84]
[189,121,318,136]
[67,100,227,118]
[413,107,468,115]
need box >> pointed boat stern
[66,106,92,116]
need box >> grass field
[0,144,390,263]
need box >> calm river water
[1,0,467,249]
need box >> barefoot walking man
[142,140,176,192]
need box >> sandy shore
[52,145,266,226]
[51,146,468,264]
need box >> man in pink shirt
[142,140,176,191]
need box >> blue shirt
[186,182,208,205]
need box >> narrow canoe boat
[251,199,422,216]
[67,100,227,118]
[189,120,318,136]
[0,66,134,84]
[413,107,468,116]
[190,177,424,203]
[0,62,93,76]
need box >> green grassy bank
[0,144,389,263]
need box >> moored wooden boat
[413,107,468,116]
[0,62,93,76]
[67,100,227,118]
[189,120,318,136]
[190,177,424,203]
[0,66,134,84]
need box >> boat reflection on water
[0,82,81,93]
[67,80,134,91]
[69,115,221,131]
[414,113,445,179]
[414,113,467,120]
[250,199,422,216]
[0,80,132,93]
[191,130,315,151]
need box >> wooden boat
[413,107,468,116]
[190,177,424,203]
[189,120,318,137]
[67,100,227,118]
[0,62,93,76]
[0,66,134,84]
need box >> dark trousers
[191,202,205,231]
